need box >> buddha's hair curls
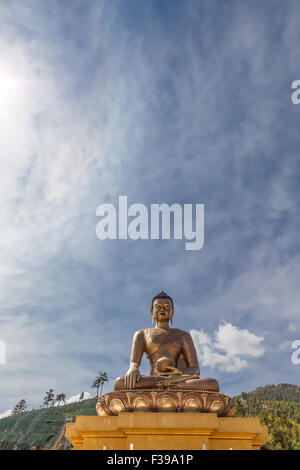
[151,290,174,308]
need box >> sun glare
[0,69,23,92]
[0,66,27,118]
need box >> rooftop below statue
[114,290,219,393]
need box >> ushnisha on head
[150,290,175,325]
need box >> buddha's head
[150,290,175,325]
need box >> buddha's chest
[144,329,183,354]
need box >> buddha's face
[151,298,174,324]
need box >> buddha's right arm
[125,330,145,389]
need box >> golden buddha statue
[97,291,235,416]
[114,290,219,392]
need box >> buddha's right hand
[125,367,141,389]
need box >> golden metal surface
[97,390,236,416]
[115,291,220,393]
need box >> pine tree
[12,399,27,415]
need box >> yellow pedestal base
[66,412,268,450]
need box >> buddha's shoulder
[134,328,165,336]
[170,328,191,337]
[132,328,155,342]
[133,329,147,337]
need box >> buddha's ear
[150,306,154,324]
[169,308,174,325]
[170,307,175,323]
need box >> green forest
[235,383,300,450]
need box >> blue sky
[1,0,300,413]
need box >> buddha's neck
[156,321,170,330]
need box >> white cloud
[65,392,91,404]
[190,322,265,373]
[215,323,265,358]
[0,409,12,420]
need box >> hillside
[235,383,300,450]
[1,384,300,450]
[239,383,300,403]
[0,398,97,450]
